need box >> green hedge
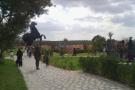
[49,55,135,87]
[79,57,102,74]
[79,56,135,87]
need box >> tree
[108,32,113,40]
[64,38,68,42]
[0,0,52,60]
[92,35,106,53]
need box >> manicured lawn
[50,56,81,70]
[53,52,89,57]
[49,52,104,70]
[52,52,106,57]
[0,60,27,90]
[50,54,135,88]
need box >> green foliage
[53,52,89,57]
[0,0,52,51]
[75,49,89,54]
[131,64,135,86]
[79,57,101,74]
[92,35,106,52]
[100,56,119,80]
[0,59,27,90]
[49,53,135,87]
[80,56,135,88]
[50,56,81,70]
[2,51,8,57]
[117,63,132,84]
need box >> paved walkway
[19,55,133,90]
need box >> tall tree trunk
[0,50,4,62]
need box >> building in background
[16,40,92,53]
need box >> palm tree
[108,32,113,40]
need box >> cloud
[31,0,135,40]
[35,21,110,40]
[37,22,65,32]
[111,13,135,27]
[35,21,65,40]
[75,16,104,23]
[33,19,135,40]
[53,0,133,14]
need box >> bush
[131,63,135,86]
[117,63,132,84]
[100,56,119,80]
[50,54,135,88]
[79,55,135,88]
[79,57,101,74]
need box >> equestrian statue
[22,22,46,46]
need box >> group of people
[16,45,49,70]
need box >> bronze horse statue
[22,22,46,46]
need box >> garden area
[48,51,135,88]
[48,51,104,70]
[0,59,27,90]
[0,0,135,89]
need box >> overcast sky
[32,0,135,41]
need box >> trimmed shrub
[131,63,135,87]
[100,55,119,80]
[117,63,132,84]
[79,55,135,88]
[50,54,135,88]
[79,57,101,74]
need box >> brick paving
[19,56,133,90]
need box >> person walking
[34,46,41,70]
[127,37,134,62]
[43,50,49,67]
[16,49,23,67]
[27,47,32,58]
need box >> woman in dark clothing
[34,46,41,70]
[16,49,23,67]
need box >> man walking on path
[16,49,23,67]
[34,46,41,70]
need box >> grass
[49,52,106,70]
[52,52,106,57]
[53,52,90,57]
[50,56,81,70]
[0,59,27,90]
[79,56,135,88]
[49,52,135,88]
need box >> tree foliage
[92,35,106,52]
[0,0,52,51]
